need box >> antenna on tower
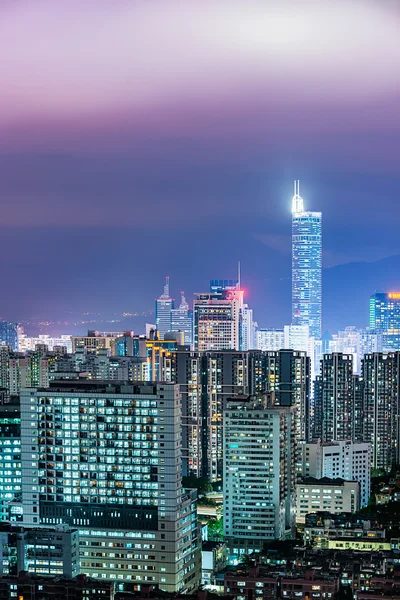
[163,276,170,298]
[238,261,241,290]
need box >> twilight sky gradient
[0,0,400,331]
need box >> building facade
[291,181,322,340]
[170,292,193,346]
[193,290,243,352]
[223,396,296,562]
[169,350,247,480]
[20,381,201,592]
[314,353,357,443]
[0,322,18,352]
[248,349,311,442]
[370,292,400,350]
[300,440,371,507]
[362,352,400,471]
[256,329,284,352]
[296,477,360,524]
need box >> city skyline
[0,1,400,331]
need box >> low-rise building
[201,541,226,588]
[225,566,340,600]
[296,477,360,523]
[0,572,114,599]
[0,524,79,578]
[303,513,387,549]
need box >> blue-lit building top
[210,279,238,293]
[370,292,400,350]
[0,322,18,352]
[292,181,322,340]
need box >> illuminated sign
[388,293,400,299]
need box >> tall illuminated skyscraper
[155,276,174,340]
[292,180,322,339]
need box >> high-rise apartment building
[170,292,193,345]
[155,277,174,340]
[362,352,400,471]
[193,290,243,352]
[223,395,296,562]
[0,397,21,522]
[0,322,18,352]
[370,292,400,350]
[20,381,201,592]
[248,349,311,441]
[292,181,322,339]
[300,440,371,507]
[240,305,256,351]
[314,353,357,443]
[168,350,247,480]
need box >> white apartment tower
[223,395,296,563]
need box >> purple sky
[1,0,400,330]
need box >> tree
[182,476,213,494]
[207,517,223,541]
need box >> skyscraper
[370,292,400,350]
[193,289,243,351]
[155,276,174,340]
[362,352,400,471]
[248,349,311,442]
[292,181,322,339]
[170,292,193,345]
[169,349,248,480]
[314,353,356,443]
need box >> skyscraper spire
[162,276,170,299]
[292,179,304,214]
[179,291,189,310]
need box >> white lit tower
[292,180,322,339]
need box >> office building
[0,322,18,352]
[210,280,238,293]
[71,330,123,353]
[169,350,247,480]
[313,353,356,443]
[292,180,322,339]
[170,292,193,345]
[362,352,400,471]
[18,335,72,354]
[284,324,316,381]
[155,277,174,340]
[256,329,284,352]
[0,525,79,578]
[370,292,400,349]
[113,334,146,358]
[239,305,256,351]
[248,349,311,442]
[300,440,371,507]
[223,395,296,562]
[193,290,243,352]
[296,477,360,524]
[20,381,201,592]
[0,397,21,522]
[329,327,382,374]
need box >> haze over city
[1,0,400,333]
